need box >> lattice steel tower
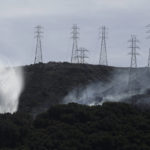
[128,35,140,95]
[99,26,108,66]
[34,25,43,64]
[77,47,89,64]
[148,49,150,68]
[71,24,80,63]
[146,25,150,69]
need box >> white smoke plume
[0,57,24,114]
[63,68,150,106]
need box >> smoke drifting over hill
[15,62,150,115]
[63,68,150,106]
[0,59,24,114]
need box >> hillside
[18,62,114,116]
[18,62,150,116]
[1,62,150,150]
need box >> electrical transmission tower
[146,25,150,70]
[148,49,150,69]
[74,47,89,100]
[99,26,108,66]
[146,24,150,39]
[146,48,150,74]
[34,25,43,64]
[71,24,80,63]
[77,47,89,64]
[128,35,140,95]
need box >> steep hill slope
[18,62,150,116]
[18,62,114,115]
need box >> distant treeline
[0,102,150,150]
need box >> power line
[34,25,43,64]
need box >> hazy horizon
[0,0,150,67]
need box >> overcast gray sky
[0,0,150,67]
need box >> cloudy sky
[0,0,150,67]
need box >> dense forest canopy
[1,102,150,150]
